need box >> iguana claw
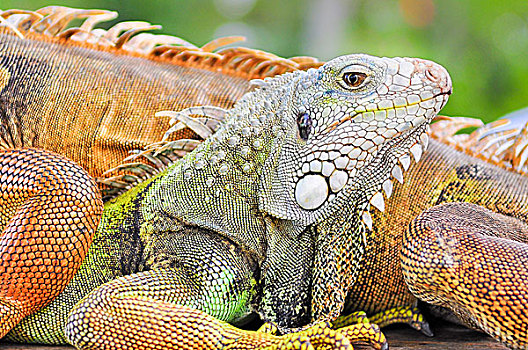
[365,305,433,337]
[259,320,387,350]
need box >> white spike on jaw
[410,143,423,163]
[370,192,385,212]
[362,210,373,230]
[383,179,393,198]
[392,165,404,184]
[420,133,429,150]
[399,154,411,171]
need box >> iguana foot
[257,319,387,350]
[272,321,387,350]
[333,322,388,350]
[272,322,354,350]
[331,312,393,350]
[368,306,433,336]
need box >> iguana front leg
[402,202,528,349]
[65,229,257,349]
[0,149,102,337]
[68,290,375,350]
[65,230,370,349]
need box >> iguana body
[1,6,527,350]
[346,137,528,334]
[0,6,320,183]
[0,20,452,347]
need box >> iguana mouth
[434,90,452,98]
[325,89,451,134]
[385,90,451,141]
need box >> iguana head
[259,54,451,227]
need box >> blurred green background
[3,0,527,122]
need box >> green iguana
[0,10,452,349]
[1,6,527,350]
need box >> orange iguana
[0,6,321,185]
[0,6,527,350]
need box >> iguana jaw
[351,89,452,230]
[323,92,450,231]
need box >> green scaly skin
[3,54,450,349]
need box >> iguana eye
[297,112,312,141]
[342,72,367,88]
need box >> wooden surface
[382,323,508,349]
[0,323,508,349]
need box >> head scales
[254,53,452,228]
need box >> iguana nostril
[425,68,439,82]
[423,64,452,94]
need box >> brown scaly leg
[0,148,102,338]
[401,202,528,349]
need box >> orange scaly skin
[403,202,528,348]
[0,148,102,338]
[0,28,247,179]
[344,138,528,348]
[0,6,321,184]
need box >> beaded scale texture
[1,6,528,350]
